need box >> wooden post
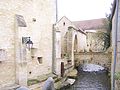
[61,62,64,77]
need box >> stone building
[110,0,120,89]
[0,0,57,89]
[54,16,87,76]
[74,18,110,52]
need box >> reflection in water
[60,66,111,90]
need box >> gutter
[112,0,119,90]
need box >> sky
[57,0,114,21]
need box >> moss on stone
[115,72,120,80]
[27,79,40,86]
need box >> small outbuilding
[54,16,87,76]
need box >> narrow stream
[60,65,111,90]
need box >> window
[63,22,65,26]
[37,57,42,64]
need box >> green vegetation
[102,17,111,51]
[64,53,70,59]
[89,31,110,51]
[103,33,110,51]
[105,14,112,31]
[115,72,120,80]
[27,79,40,86]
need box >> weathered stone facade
[54,16,87,76]
[74,52,112,70]
[0,0,56,89]
[111,0,120,89]
[86,30,110,52]
[74,19,110,52]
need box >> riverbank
[27,69,78,90]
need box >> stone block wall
[77,32,87,52]
[0,0,56,88]
[74,52,112,70]
[0,10,16,88]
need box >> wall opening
[74,35,78,52]
[37,57,42,64]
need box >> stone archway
[62,30,72,60]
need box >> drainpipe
[112,0,119,90]
[56,0,58,22]
[52,0,58,74]
[52,24,56,74]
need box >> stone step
[0,84,20,90]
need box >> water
[60,66,111,90]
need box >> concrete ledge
[28,73,58,90]
[28,69,77,90]
[67,69,78,78]
[28,82,44,90]
[0,84,20,90]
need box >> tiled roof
[73,18,107,30]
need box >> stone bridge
[74,52,112,71]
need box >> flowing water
[60,65,111,90]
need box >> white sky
[57,0,114,21]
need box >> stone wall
[86,30,110,52]
[55,16,87,56]
[111,1,120,90]
[0,0,56,88]
[74,52,112,70]
[77,32,87,52]
[54,16,87,76]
